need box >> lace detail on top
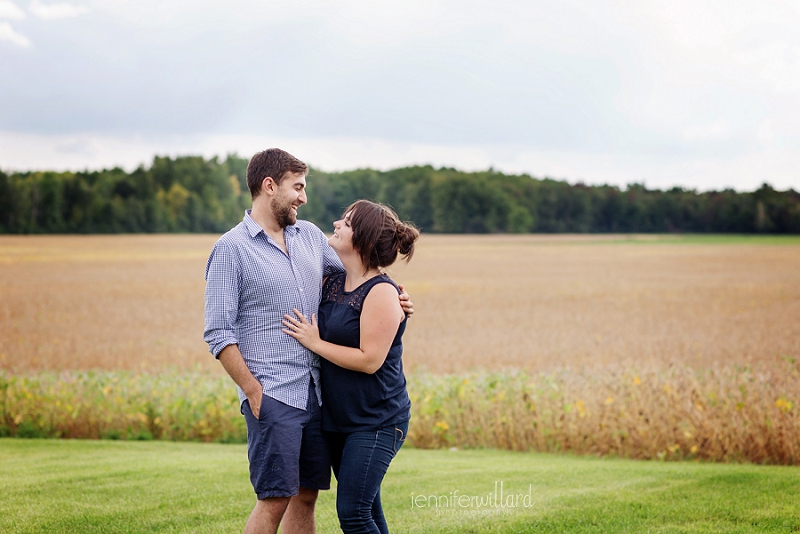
[322,272,397,313]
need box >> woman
[282,199,419,534]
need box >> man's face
[270,172,307,228]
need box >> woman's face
[329,210,355,254]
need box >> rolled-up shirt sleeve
[204,240,241,358]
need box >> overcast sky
[2,0,799,191]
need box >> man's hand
[398,284,414,316]
[245,383,263,420]
[217,344,263,419]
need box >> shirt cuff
[207,335,238,359]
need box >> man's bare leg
[244,496,290,534]
[282,487,319,534]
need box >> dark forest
[2,155,798,234]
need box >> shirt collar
[243,210,300,238]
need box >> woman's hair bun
[344,199,421,270]
[395,221,419,258]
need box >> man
[204,148,412,534]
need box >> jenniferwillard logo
[410,481,534,516]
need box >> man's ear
[261,176,275,196]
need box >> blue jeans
[327,421,409,534]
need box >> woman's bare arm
[282,283,404,374]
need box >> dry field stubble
[394,234,800,372]
[0,235,217,372]
[1,234,799,373]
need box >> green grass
[2,440,799,533]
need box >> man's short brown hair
[246,148,308,198]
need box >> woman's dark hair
[344,200,419,271]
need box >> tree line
[1,154,799,234]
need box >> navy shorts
[242,382,331,499]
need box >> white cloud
[620,1,800,141]
[683,122,730,142]
[757,119,775,145]
[0,0,25,20]
[3,0,800,191]
[0,20,29,45]
[29,0,87,19]
[740,42,800,94]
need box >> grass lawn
[1,439,799,533]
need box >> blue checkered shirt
[204,211,344,410]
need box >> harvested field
[1,234,799,373]
[1,235,216,372]
[394,234,800,372]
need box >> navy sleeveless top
[318,272,412,433]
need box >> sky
[1,0,799,191]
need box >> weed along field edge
[3,364,799,464]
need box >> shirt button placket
[289,255,307,319]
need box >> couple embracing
[204,148,418,534]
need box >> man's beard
[271,194,297,228]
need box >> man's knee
[250,496,291,524]
[293,487,319,507]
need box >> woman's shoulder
[361,277,404,320]
[365,273,400,294]
[361,275,402,305]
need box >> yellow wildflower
[775,398,793,413]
